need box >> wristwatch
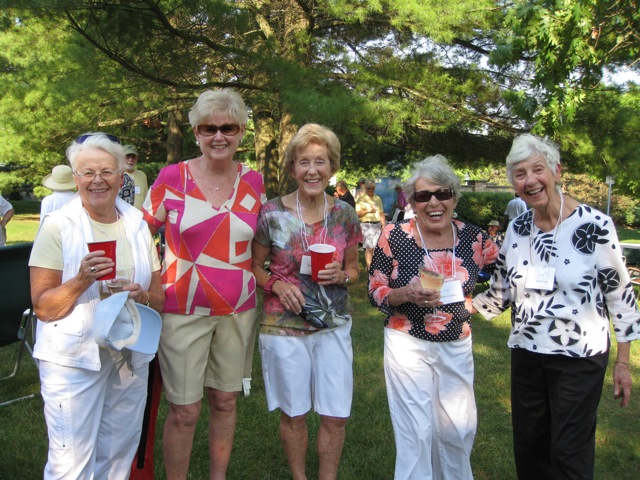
[344,271,351,285]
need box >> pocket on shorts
[42,318,84,357]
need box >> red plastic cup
[309,244,336,281]
[87,240,117,280]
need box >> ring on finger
[90,266,98,273]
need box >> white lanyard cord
[530,191,564,267]
[416,220,457,277]
[85,208,125,263]
[296,190,328,252]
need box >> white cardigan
[33,195,155,371]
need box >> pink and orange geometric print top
[143,161,266,315]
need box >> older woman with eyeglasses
[368,155,499,480]
[29,132,164,479]
[143,88,266,479]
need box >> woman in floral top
[368,155,499,480]
[252,124,362,480]
[472,134,640,479]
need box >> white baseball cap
[94,291,162,355]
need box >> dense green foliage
[0,1,639,202]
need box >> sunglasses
[413,188,454,203]
[298,308,329,329]
[75,133,121,144]
[196,123,241,136]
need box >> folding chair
[0,242,38,406]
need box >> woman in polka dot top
[368,155,499,480]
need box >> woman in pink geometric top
[143,89,266,479]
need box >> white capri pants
[39,348,149,480]
[384,328,476,480]
[259,321,353,418]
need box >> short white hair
[66,132,125,171]
[506,134,561,185]
[404,154,461,203]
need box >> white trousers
[39,348,149,480]
[384,328,476,480]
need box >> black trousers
[511,348,608,480]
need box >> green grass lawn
[1,210,639,478]
[4,200,41,245]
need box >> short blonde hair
[188,88,249,127]
[284,123,341,175]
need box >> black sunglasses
[413,188,454,203]
[196,123,241,136]
[298,308,329,329]
[75,133,121,144]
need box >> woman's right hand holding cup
[79,250,115,284]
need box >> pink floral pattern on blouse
[368,219,498,342]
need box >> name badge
[300,255,312,275]
[440,279,465,304]
[135,185,141,194]
[525,266,555,291]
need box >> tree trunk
[253,99,280,200]
[166,109,184,165]
[277,110,298,196]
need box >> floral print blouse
[369,218,499,342]
[255,197,362,336]
[472,205,640,357]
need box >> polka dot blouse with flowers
[472,205,640,357]
[369,218,499,342]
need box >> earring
[195,140,200,146]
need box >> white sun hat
[43,165,76,191]
[94,291,162,355]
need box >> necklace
[415,219,457,275]
[296,190,328,252]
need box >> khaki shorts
[158,309,258,405]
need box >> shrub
[456,191,513,227]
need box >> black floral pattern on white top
[473,205,640,357]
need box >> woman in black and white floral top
[472,134,640,480]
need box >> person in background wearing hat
[0,194,14,246]
[485,219,504,248]
[118,144,149,210]
[29,132,164,479]
[334,179,356,208]
[40,165,77,224]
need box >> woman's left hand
[317,261,348,286]
[613,362,632,407]
[122,282,149,305]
